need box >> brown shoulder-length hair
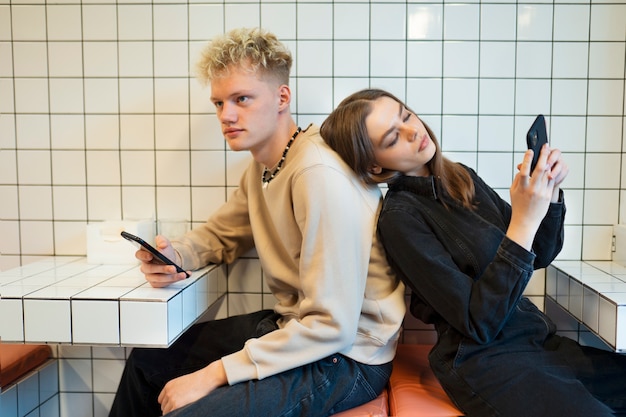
[320,89,476,209]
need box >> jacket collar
[388,175,441,200]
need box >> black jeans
[431,299,626,417]
[109,310,392,417]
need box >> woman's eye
[403,112,412,122]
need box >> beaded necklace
[262,126,301,188]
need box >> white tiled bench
[0,257,226,347]
[547,260,626,352]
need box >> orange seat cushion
[389,344,463,416]
[330,389,389,417]
[0,343,52,389]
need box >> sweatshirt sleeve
[221,163,379,385]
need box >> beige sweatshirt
[172,124,406,385]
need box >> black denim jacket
[378,165,565,345]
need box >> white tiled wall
[1,0,625,416]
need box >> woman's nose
[403,126,418,142]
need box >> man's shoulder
[296,124,347,168]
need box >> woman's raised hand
[507,144,561,250]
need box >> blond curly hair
[195,27,292,86]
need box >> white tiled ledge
[547,260,626,352]
[0,257,227,347]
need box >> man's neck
[253,120,299,169]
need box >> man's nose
[219,103,236,123]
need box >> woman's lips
[418,134,429,152]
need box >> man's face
[210,67,284,153]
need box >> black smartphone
[526,114,548,173]
[121,231,190,278]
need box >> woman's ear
[369,164,382,175]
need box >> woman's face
[365,96,436,177]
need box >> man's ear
[278,84,291,111]
[369,164,382,175]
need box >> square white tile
[406,78,442,115]
[85,115,120,150]
[479,79,515,115]
[154,78,189,114]
[553,4,590,41]
[334,4,369,39]
[118,42,153,77]
[49,78,84,114]
[584,153,620,189]
[442,78,478,115]
[407,41,442,77]
[19,185,52,219]
[14,78,48,113]
[11,5,46,41]
[190,151,225,186]
[119,115,154,150]
[86,187,122,221]
[224,5,260,32]
[589,5,626,41]
[155,115,190,150]
[444,4,479,40]
[82,5,117,41]
[84,79,119,114]
[156,186,191,221]
[333,41,369,77]
[588,80,624,116]
[189,5,224,41]
[550,79,588,115]
[440,116,478,152]
[46,5,82,41]
[12,42,47,77]
[16,115,50,148]
[517,4,553,41]
[552,42,589,79]
[480,4,516,40]
[50,115,84,149]
[153,4,188,40]
[296,4,332,39]
[371,3,406,40]
[154,41,189,77]
[443,41,478,77]
[83,41,118,77]
[23,299,72,343]
[480,42,515,77]
[588,42,625,79]
[86,151,121,186]
[72,300,120,344]
[155,151,190,186]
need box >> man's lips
[223,128,243,138]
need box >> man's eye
[238,96,249,103]
[213,101,223,108]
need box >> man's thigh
[166,355,390,417]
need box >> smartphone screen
[526,114,548,173]
[121,231,190,278]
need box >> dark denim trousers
[430,298,626,417]
[109,310,391,417]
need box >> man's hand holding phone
[121,231,190,288]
